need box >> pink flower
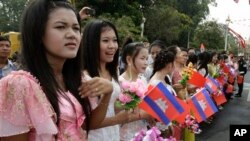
[118,93,132,104]
[121,81,131,90]
[166,136,176,141]
[135,88,146,98]
[129,84,137,93]
[117,78,148,110]
[133,130,146,141]
[131,127,176,141]
[136,79,144,86]
[182,114,201,134]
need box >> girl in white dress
[119,41,149,141]
[81,20,122,141]
[82,20,150,141]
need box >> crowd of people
[0,0,248,141]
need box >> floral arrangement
[179,62,194,86]
[131,126,176,141]
[212,65,223,79]
[116,79,147,110]
[180,114,201,134]
[212,71,220,79]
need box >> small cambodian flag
[205,76,218,94]
[139,82,184,125]
[188,89,218,123]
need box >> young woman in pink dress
[0,0,112,140]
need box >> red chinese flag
[188,71,206,88]
[228,75,235,84]
[222,65,230,74]
[217,75,226,85]
[226,84,233,93]
[212,92,227,106]
[174,97,191,124]
[237,75,244,84]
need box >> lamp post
[224,16,231,51]
[139,5,146,38]
[140,17,146,38]
[187,30,190,48]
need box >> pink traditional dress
[0,70,87,141]
[172,69,182,85]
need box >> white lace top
[88,76,121,141]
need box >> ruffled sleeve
[0,70,58,139]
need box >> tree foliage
[192,21,225,51]
[144,5,192,46]
[1,0,219,49]
[146,0,216,47]
[227,31,239,54]
[0,0,27,32]
[97,13,141,45]
[75,0,152,26]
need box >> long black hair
[151,50,175,78]
[20,0,91,132]
[121,41,145,72]
[82,20,119,81]
[198,52,210,77]
[166,45,180,57]
[149,40,166,53]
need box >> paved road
[196,71,250,141]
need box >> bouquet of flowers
[116,79,147,110]
[212,65,223,79]
[212,70,220,79]
[180,114,201,134]
[131,126,176,141]
[179,62,194,86]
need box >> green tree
[74,0,216,47]
[0,0,27,32]
[75,0,153,26]
[144,5,192,46]
[227,32,239,54]
[97,13,141,45]
[168,0,216,47]
[192,21,225,51]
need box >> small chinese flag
[212,92,227,106]
[226,84,234,93]
[188,70,206,88]
[237,75,244,84]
